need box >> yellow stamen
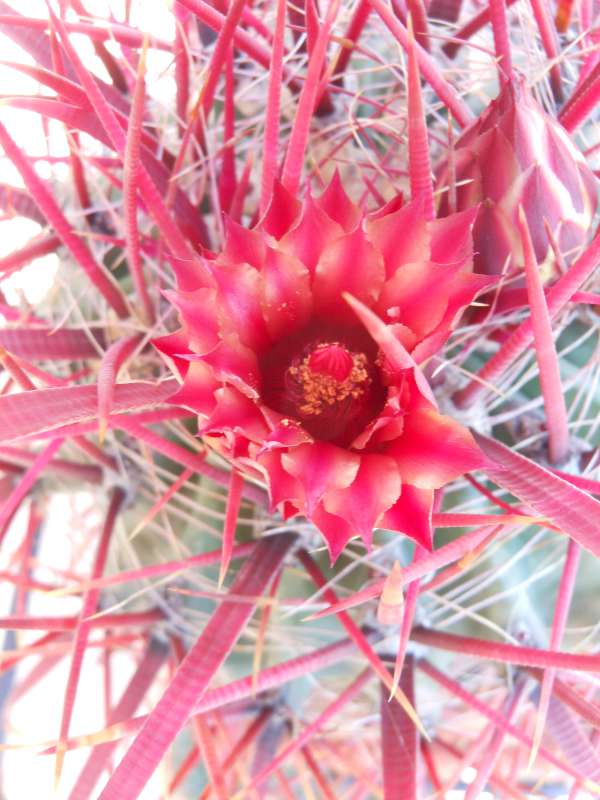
[288,348,370,416]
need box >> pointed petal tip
[344,293,438,405]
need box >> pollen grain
[288,345,370,416]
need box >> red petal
[168,254,214,292]
[387,322,418,351]
[366,199,431,279]
[479,126,521,201]
[323,454,401,548]
[515,165,566,262]
[378,261,462,341]
[210,262,270,349]
[259,422,313,451]
[310,503,356,563]
[343,294,437,405]
[428,207,478,264]
[153,331,194,379]
[281,502,300,520]
[168,361,219,416]
[386,402,484,489]
[260,179,302,239]
[411,272,494,363]
[313,228,385,322]
[368,192,405,220]
[221,218,266,269]
[162,288,219,354]
[351,385,411,450]
[471,201,518,274]
[456,153,486,210]
[511,82,549,165]
[278,193,344,275]
[381,484,434,549]
[259,246,312,338]
[200,387,268,443]
[281,442,360,515]
[315,171,362,232]
[199,335,261,398]
[258,407,313,451]
[547,125,595,209]
[351,401,405,450]
[254,451,306,512]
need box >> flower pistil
[288,342,370,416]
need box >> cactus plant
[0,1,599,798]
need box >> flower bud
[437,78,598,276]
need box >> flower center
[288,343,370,416]
[259,321,387,448]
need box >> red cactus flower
[156,176,488,560]
[437,77,598,276]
